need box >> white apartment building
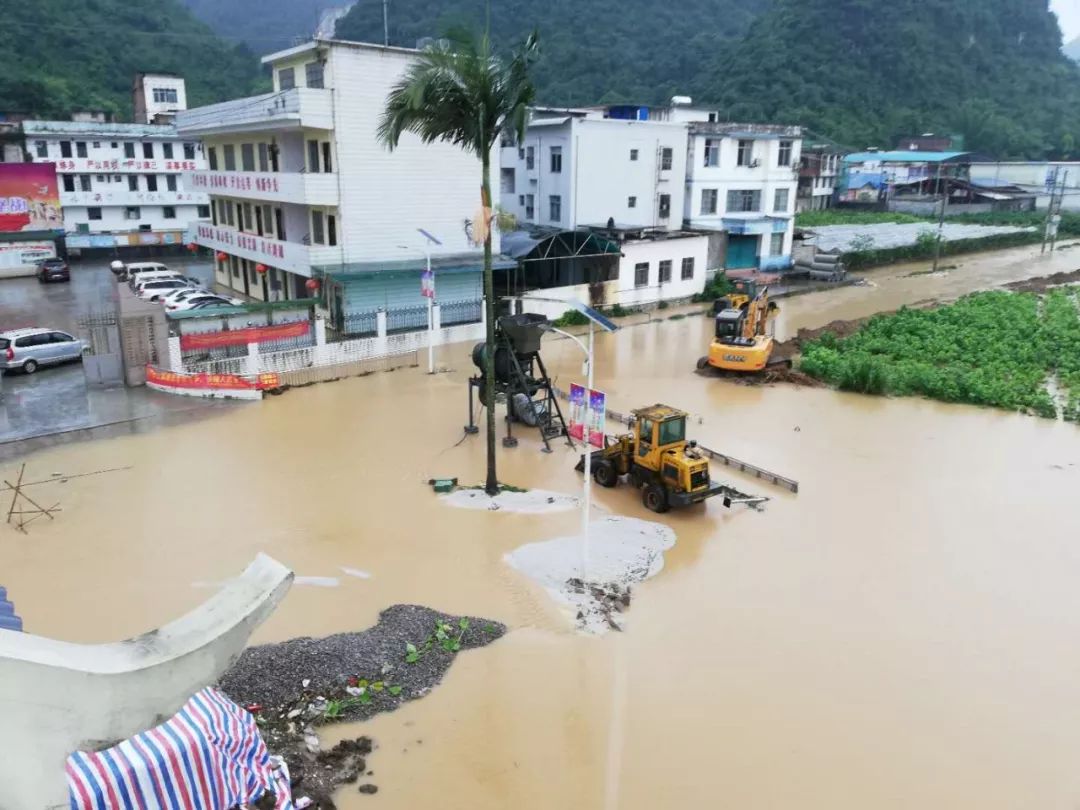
[797,147,841,212]
[22,120,209,252]
[684,122,802,271]
[134,73,189,124]
[175,39,491,321]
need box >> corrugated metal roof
[22,120,181,139]
[843,151,971,163]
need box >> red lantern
[305,278,320,291]
[255,263,268,274]
[215,251,228,262]
[186,242,198,253]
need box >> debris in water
[442,488,579,514]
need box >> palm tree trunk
[481,150,499,496]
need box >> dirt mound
[1003,269,1080,294]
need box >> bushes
[799,290,1080,418]
[553,309,590,327]
[795,210,930,227]
[843,230,1043,271]
[691,273,735,303]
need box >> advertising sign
[568,382,606,449]
[421,268,435,299]
[0,163,62,232]
[146,366,280,391]
[178,320,310,350]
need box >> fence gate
[77,311,123,389]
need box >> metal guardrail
[441,299,482,326]
[552,386,799,493]
[386,305,428,334]
[339,310,378,337]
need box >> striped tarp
[67,687,297,810]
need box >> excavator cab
[714,308,751,345]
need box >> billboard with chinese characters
[0,163,63,233]
[568,383,606,449]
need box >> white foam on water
[293,576,340,588]
[340,567,372,579]
[442,488,580,514]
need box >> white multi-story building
[21,120,210,253]
[797,147,841,212]
[684,122,802,271]
[134,73,189,124]
[176,39,491,320]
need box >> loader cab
[632,405,688,472]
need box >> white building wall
[615,236,708,306]
[969,161,1080,210]
[136,75,189,123]
[327,43,484,263]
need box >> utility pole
[932,161,947,273]
[1050,170,1068,252]
[383,0,389,46]
[1042,168,1061,254]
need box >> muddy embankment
[1002,268,1080,294]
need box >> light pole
[400,228,443,374]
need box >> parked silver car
[0,328,88,374]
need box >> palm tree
[379,29,538,496]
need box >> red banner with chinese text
[146,366,280,391]
[179,320,310,351]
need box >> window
[184,142,196,160]
[524,194,535,220]
[701,188,718,215]
[500,131,516,148]
[659,193,671,219]
[769,232,785,256]
[258,143,269,172]
[500,168,515,194]
[550,146,562,173]
[661,147,673,171]
[262,204,274,236]
[236,203,246,231]
[92,142,101,149]
[34,141,46,158]
[307,140,320,172]
[163,206,176,219]
[327,214,337,246]
[87,207,102,221]
[125,207,140,220]
[278,67,295,90]
[681,257,695,280]
[241,143,255,171]
[305,61,324,89]
[737,139,753,167]
[708,112,717,123]
[518,194,525,205]
[549,194,561,222]
[778,140,793,167]
[526,146,535,170]
[62,175,75,192]
[198,204,210,219]
[223,144,236,171]
[127,175,138,191]
[231,257,240,277]
[727,189,761,212]
[142,143,153,159]
[630,148,639,161]
[112,174,121,182]
[146,175,158,192]
[76,142,87,158]
[78,174,91,191]
[96,174,105,182]
[518,145,525,160]
[166,174,177,192]
[322,142,332,173]
[703,139,718,167]
[634,262,649,288]
[628,196,637,208]
[311,210,325,244]
[773,188,789,212]
[152,87,179,104]
[658,418,686,445]
[60,141,72,158]
[207,146,218,170]
[658,260,672,283]
[124,142,135,159]
[163,143,174,159]
[224,201,235,226]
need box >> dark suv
[36,258,70,283]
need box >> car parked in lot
[120,261,171,284]
[135,279,190,301]
[35,258,70,283]
[168,294,241,312]
[0,328,87,374]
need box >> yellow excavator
[575,404,732,513]
[697,283,784,373]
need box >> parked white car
[160,287,210,307]
[123,262,172,285]
[136,279,190,301]
[168,295,241,312]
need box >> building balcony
[183,170,339,206]
[194,222,341,277]
[175,88,334,138]
[59,190,208,207]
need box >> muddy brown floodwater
[3,240,1080,808]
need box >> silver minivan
[0,328,88,374]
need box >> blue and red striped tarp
[66,687,299,810]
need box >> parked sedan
[136,279,190,301]
[160,287,210,308]
[36,258,70,283]
[0,328,87,374]
[171,295,242,312]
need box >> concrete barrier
[0,553,293,809]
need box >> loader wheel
[696,356,709,371]
[642,484,670,513]
[593,460,618,488]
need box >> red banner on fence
[179,320,311,351]
[147,366,280,391]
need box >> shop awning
[313,251,515,280]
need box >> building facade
[134,73,189,124]
[176,39,489,318]
[796,146,841,212]
[21,120,209,253]
[683,123,802,271]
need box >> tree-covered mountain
[713,0,1080,159]
[178,0,343,55]
[334,0,770,106]
[0,0,263,120]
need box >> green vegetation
[553,309,591,327]
[0,0,264,119]
[800,290,1080,419]
[842,230,1043,271]
[691,273,735,304]
[715,0,1080,159]
[179,0,326,54]
[405,618,471,663]
[795,210,930,227]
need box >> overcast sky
[1052,0,1080,42]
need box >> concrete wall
[615,235,708,306]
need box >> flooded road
[3,241,1080,808]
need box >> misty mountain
[177,0,349,55]
[1064,35,1080,61]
